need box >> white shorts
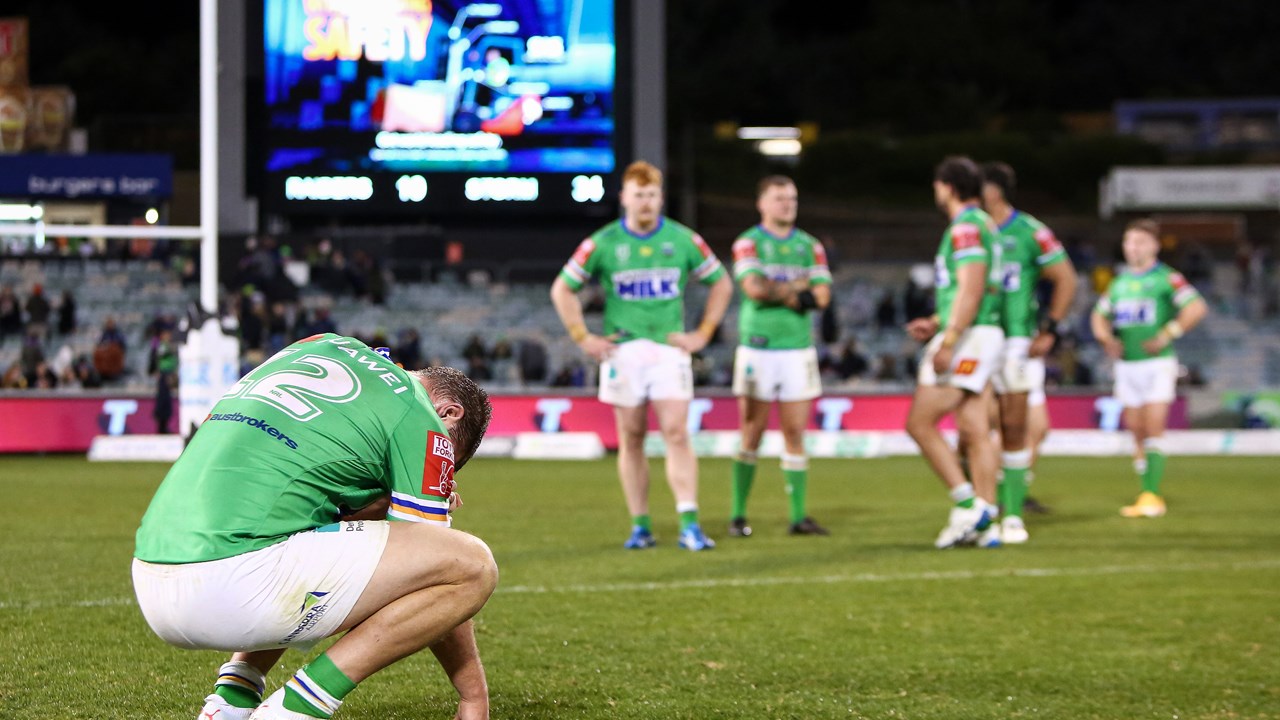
[132,520,390,652]
[917,325,1004,394]
[732,346,821,402]
[599,338,693,407]
[1026,357,1046,407]
[991,336,1033,395]
[1114,357,1178,408]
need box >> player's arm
[1030,258,1079,357]
[550,240,614,361]
[670,272,733,353]
[930,261,985,373]
[1142,292,1208,354]
[740,273,795,305]
[733,236,793,306]
[946,261,987,339]
[429,619,489,720]
[1090,299,1123,359]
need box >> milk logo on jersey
[423,430,456,497]
[613,268,682,300]
[1113,298,1157,327]
[763,264,809,284]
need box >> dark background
[11,1,1280,250]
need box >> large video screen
[259,0,624,220]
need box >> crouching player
[132,333,496,720]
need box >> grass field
[0,453,1277,720]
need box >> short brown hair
[756,174,795,198]
[1125,218,1161,240]
[409,366,492,470]
[623,160,662,187]
[934,155,982,201]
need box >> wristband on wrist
[1039,316,1062,340]
[568,323,588,342]
[1163,320,1184,339]
[697,320,718,340]
[941,326,961,348]
[795,289,818,311]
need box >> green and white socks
[1141,437,1167,495]
[781,453,809,525]
[282,653,356,718]
[213,660,266,710]
[730,450,757,519]
[998,449,1032,518]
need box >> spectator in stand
[29,359,58,389]
[238,294,268,356]
[876,289,898,333]
[902,263,935,322]
[460,333,488,379]
[267,302,292,354]
[149,328,180,434]
[20,327,46,378]
[57,289,77,336]
[94,316,129,381]
[875,352,899,381]
[516,336,548,385]
[2,361,27,389]
[836,338,870,380]
[303,306,339,337]
[71,353,103,389]
[25,283,52,340]
[393,327,424,370]
[0,285,22,340]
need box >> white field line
[4,559,1277,611]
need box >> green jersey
[135,334,458,564]
[731,225,832,350]
[558,217,725,343]
[1095,263,1201,361]
[996,210,1067,338]
[934,204,1003,328]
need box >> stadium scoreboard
[257,0,627,220]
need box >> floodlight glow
[736,126,801,140]
[757,138,803,156]
[0,204,43,221]
[145,208,160,224]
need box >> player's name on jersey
[317,336,410,394]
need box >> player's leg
[199,649,285,719]
[775,347,825,535]
[614,403,656,547]
[651,397,713,550]
[731,344,771,536]
[909,327,1002,548]
[778,398,826,535]
[648,344,712,550]
[1133,357,1178,514]
[256,524,498,719]
[599,342,656,547]
[996,391,1032,543]
[1022,356,1052,514]
[730,393,769,536]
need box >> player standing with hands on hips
[727,175,832,538]
[550,160,733,551]
[132,333,496,720]
[1091,219,1207,518]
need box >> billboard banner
[0,392,1187,454]
[0,153,173,198]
